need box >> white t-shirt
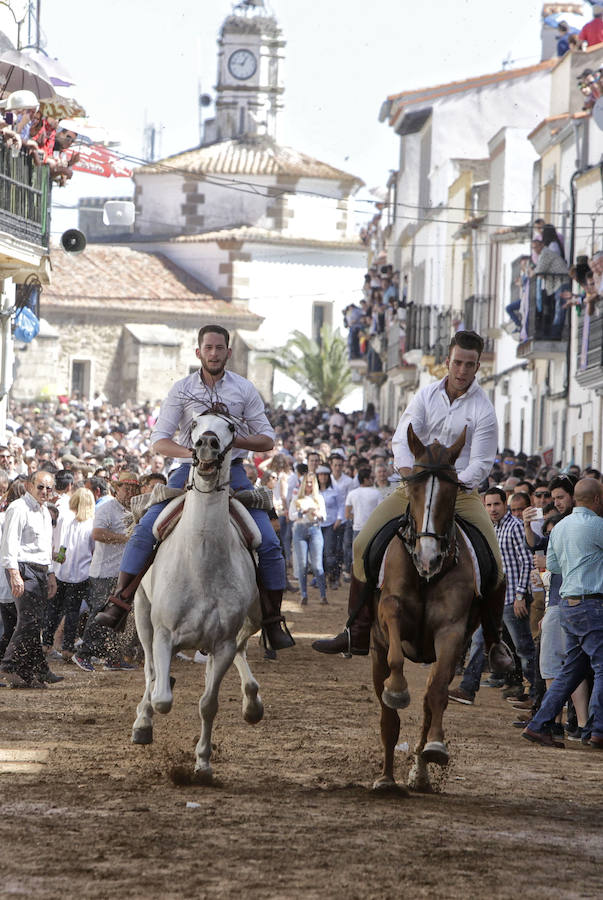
[345,486,382,531]
[89,498,128,579]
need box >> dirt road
[0,585,600,899]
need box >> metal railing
[0,143,51,248]
[463,295,494,352]
[576,312,603,390]
[518,279,569,344]
[406,303,433,352]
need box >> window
[71,359,92,401]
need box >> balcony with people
[516,225,570,361]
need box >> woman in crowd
[270,454,293,571]
[316,465,340,590]
[289,473,327,605]
[42,487,95,658]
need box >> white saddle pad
[152,493,262,551]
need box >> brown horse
[371,424,482,794]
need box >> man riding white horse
[95,324,294,654]
[313,330,513,671]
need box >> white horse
[131,411,264,783]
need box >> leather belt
[564,593,603,606]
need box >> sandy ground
[0,583,601,900]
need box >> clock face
[228,49,257,80]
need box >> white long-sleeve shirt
[55,516,95,584]
[392,376,497,490]
[0,492,53,570]
[151,369,275,461]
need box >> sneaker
[38,670,64,684]
[44,648,64,661]
[481,677,505,688]
[511,699,534,711]
[448,688,474,706]
[501,685,525,700]
[103,660,137,671]
[72,654,95,672]
[565,726,583,742]
[193,651,208,664]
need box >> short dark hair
[55,470,74,491]
[198,325,230,347]
[549,474,575,495]
[87,476,109,496]
[448,330,484,358]
[357,466,372,485]
[485,487,507,503]
[510,492,531,507]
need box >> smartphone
[534,508,544,519]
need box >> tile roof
[43,245,260,325]
[167,225,364,251]
[137,136,364,185]
[387,58,556,124]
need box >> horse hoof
[243,700,264,725]
[132,726,153,745]
[421,741,449,767]
[372,776,409,796]
[382,688,411,710]
[192,766,214,786]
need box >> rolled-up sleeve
[457,408,498,489]
[392,392,427,470]
[151,381,185,445]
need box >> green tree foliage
[263,326,352,407]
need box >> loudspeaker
[60,229,87,255]
[103,200,136,227]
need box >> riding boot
[259,587,295,651]
[94,570,138,632]
[312,575,373,657]
[480,578,514,673]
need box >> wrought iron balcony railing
[0,143,51,249]
[576,311,603,391]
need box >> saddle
[152,493,262,551]
[362,512,497,595]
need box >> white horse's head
[190,412,237,485]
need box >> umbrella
[21,48,75,88]
[0,49,56,100]
[59,118,111,145]
[39,95,86,120]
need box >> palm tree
[262,325,352,408]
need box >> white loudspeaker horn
[103,200,135,226]
[61,229,87,255]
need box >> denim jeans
[528,596,603,738]
[121,461,285,591]
[503,604,535,693]
[459,625,485,698]
[292,522,326,599]
[278,515,292,564]
[343,520,354,574]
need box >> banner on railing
[71,145,132,179]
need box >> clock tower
[203,0,285,145]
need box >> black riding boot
[94,570,138,632]
[260,587,295,651]
[312,575,372,657]
[481,578,514,672]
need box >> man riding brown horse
[313,329,513,672]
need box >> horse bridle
[400,450,465,566]
[189,405,237,494]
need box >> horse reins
[189,405,238,494]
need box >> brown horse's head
[402,424,467,580]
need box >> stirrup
[105,592,133,613]
[341,627,352,659]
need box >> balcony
[0,144,51,251]
[516,283,568,361]
[576,312,603,392]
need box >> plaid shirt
[494,510,532,605]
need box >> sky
[20,0,591,232]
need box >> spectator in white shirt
[345,468,382,538]
[0,480,27,679]
[0,470,60,687]
[41,488,95,656]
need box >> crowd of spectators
[506,219,601,341]
[0,90,81,186]
[0,392,600,753]
[343,264,407,367]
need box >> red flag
[71,144,132,178]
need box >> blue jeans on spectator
[459,625,485,699]
[122,461,285,591]
[293,522,326,600]
[321,524,338,581]
[503,604,535,695]
[528,596,603,739]
[506,299,521,329]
